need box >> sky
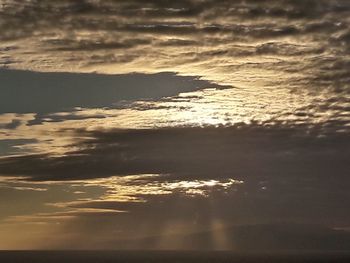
[0,0,350,250]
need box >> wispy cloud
[1,0,349,94]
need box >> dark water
[1,251,350,263]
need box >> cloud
[1,0,349,97]
[1,0,349,40]
[45,38,152,52]
[0,67,347,168]
[0,185,47,192]
[0,120,349,249]
[0,119,21,129]
[0,122,349,182]
[2,172,349,250]
[1,1,349,250]
[0,69,223,114]
[1,122,348,232]
[0,139,37,156]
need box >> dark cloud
[0,119,21,129]
[0,122,349,182]
[1,121,348,232]
[44,38,152,52]
[0,139,37,156]
[1,0,349,43]
[27,112,107,126]
[255,42,324,56]
[157,38,199,47]
[0,69,223,114]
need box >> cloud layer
[1,124,349,231]
[0,1,350,250]
[1,0,350,93]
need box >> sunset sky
[0,0,350,250]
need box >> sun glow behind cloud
[1,0,349,157]
[0,173,245,249]
[1,83,348,156]
[0,0,350,250]
[74,175,244,201]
